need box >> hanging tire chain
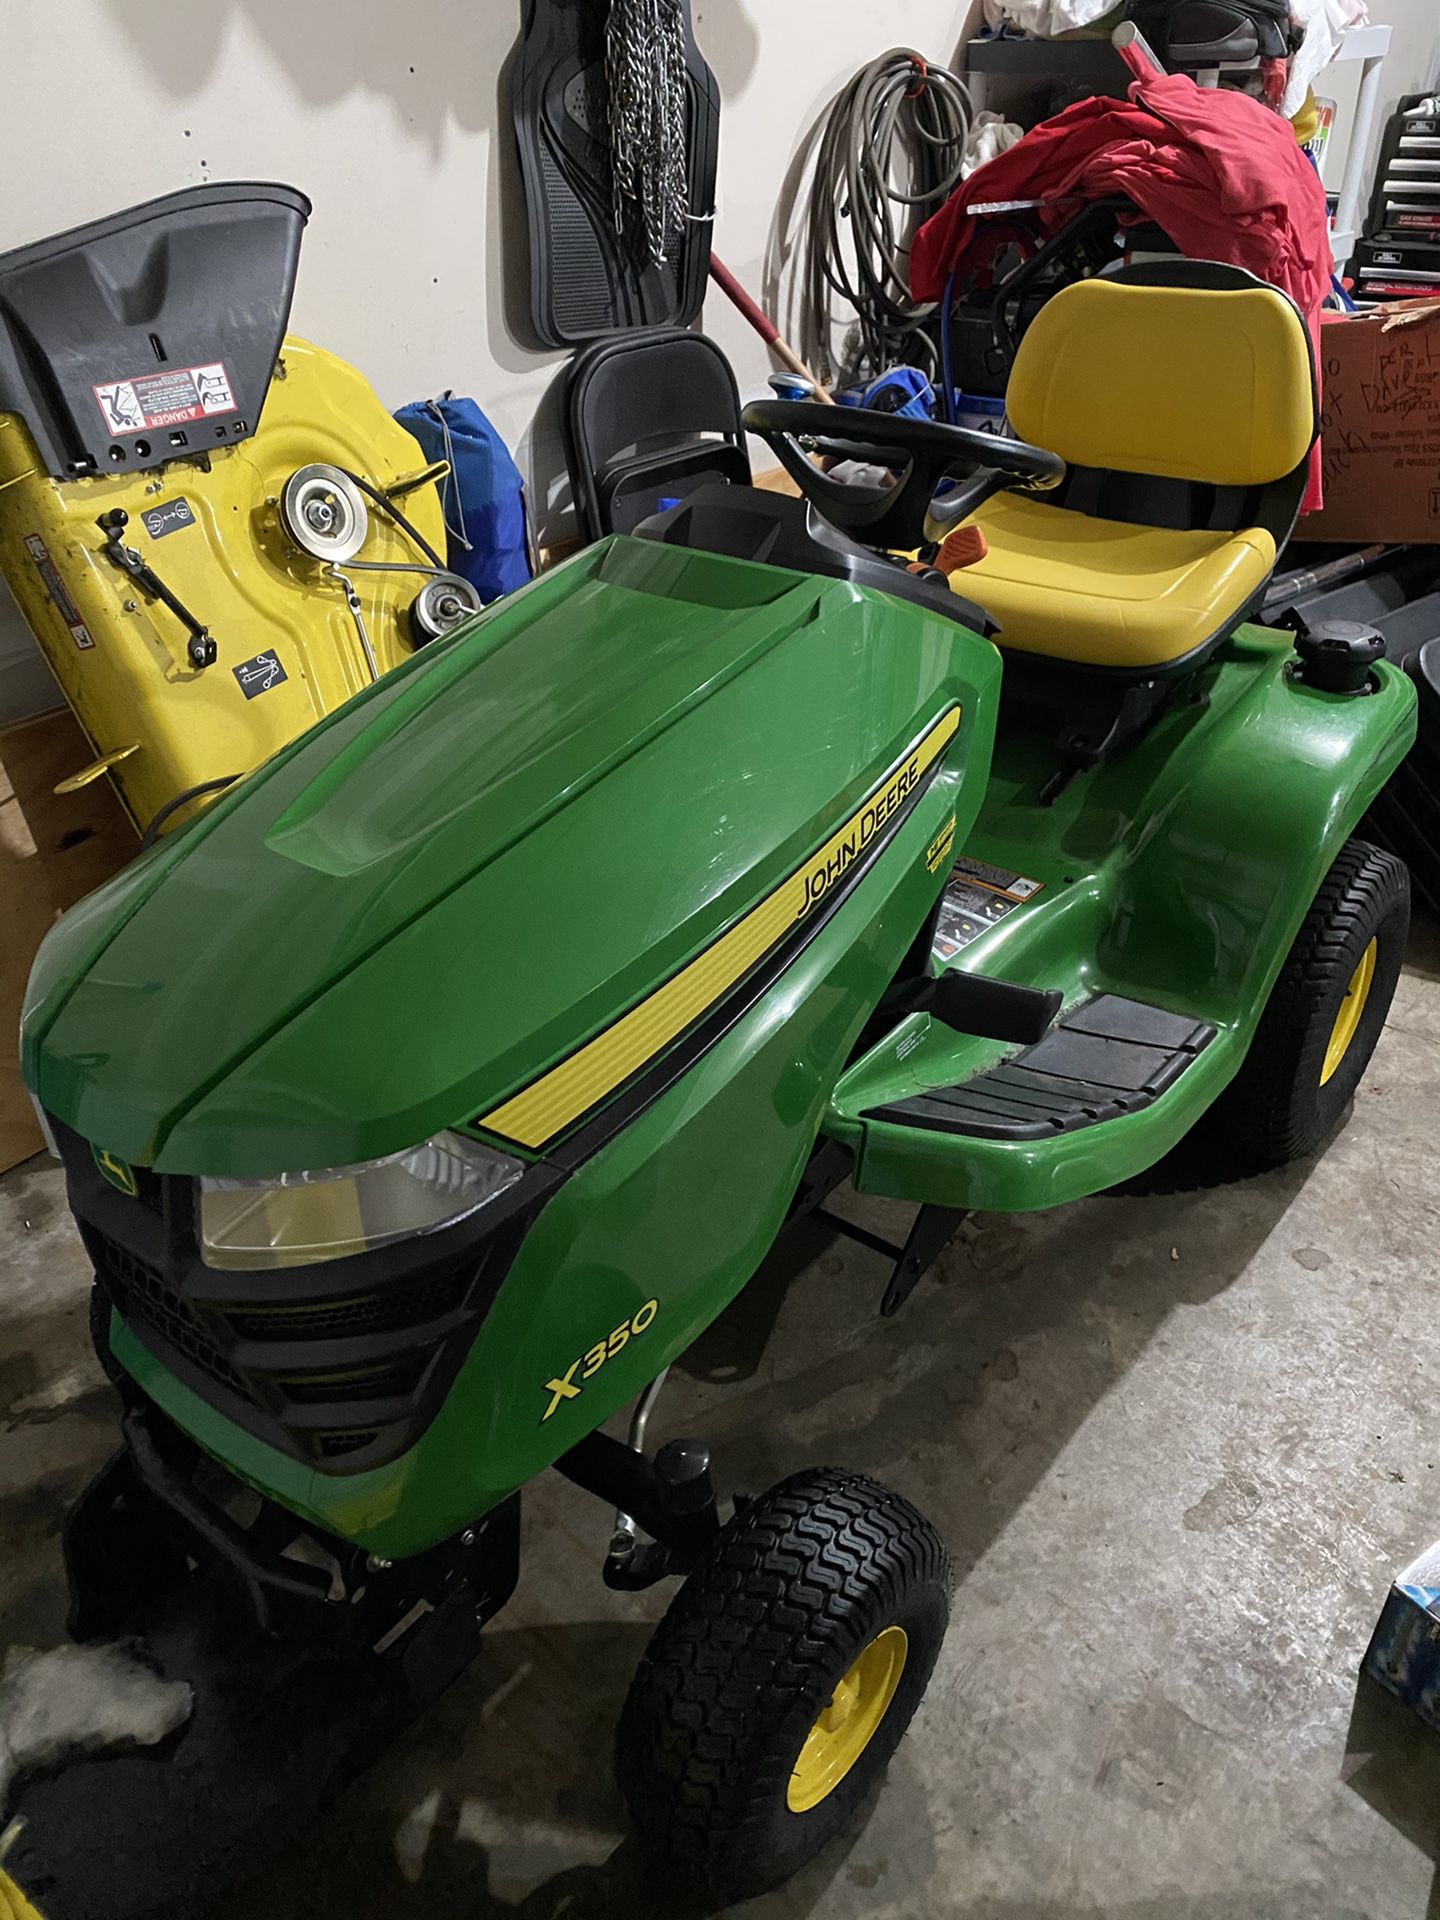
[606,0,690,266]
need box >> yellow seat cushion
[957,492,1276,670]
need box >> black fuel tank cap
[1293,619,1385,694]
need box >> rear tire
[1199,837,1408,1173]
[616,1466,950,1901]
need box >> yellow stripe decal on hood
[481,705,960,1150]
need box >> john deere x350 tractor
[7,260,1415,1916]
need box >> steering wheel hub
[740,398,1066,556]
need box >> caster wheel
[1197,836,1409,1172]
[616,1465,950,1901]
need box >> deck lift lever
[97,508,218,669]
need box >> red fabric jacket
[912,74,1331,507]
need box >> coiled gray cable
[801,48,973,386]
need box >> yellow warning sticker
[925,814,957,873]
[933,855,1044,961]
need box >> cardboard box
[0,707,132,1171]
[1301,301,1440,545]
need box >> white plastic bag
[982,0,1122,41]
[962,110,1026,176]
[1284,0,1368,118]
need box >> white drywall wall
[1361,0,1440,172]
[0,0,1434,725]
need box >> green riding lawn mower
[6,261,1417,1915]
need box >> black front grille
[96,1224,477,1466]
[317,1429,380,1460]
[89,1222,528,1475]
[130,1166,166,1217]
[280,1361,426,1406]
[225,1270,469,1342]
[58,1110,552,1478]
[95,1236,251,1402]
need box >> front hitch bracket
[554,1428,724,1590]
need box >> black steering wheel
[740,399,1065,553]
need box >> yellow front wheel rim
[1320,937,1377,1086]
[786,1625,908,1814]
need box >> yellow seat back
[1006,274,1316,489]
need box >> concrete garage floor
[6,932,1440,1919]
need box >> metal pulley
[280,464,368,562]
[408,572,483,643]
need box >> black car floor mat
[511,0,719,347]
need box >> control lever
[882,969,1063,1044]
[96,509,217,669]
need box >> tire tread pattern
[617,1466,950,1899]
[1208,836,1408,1170]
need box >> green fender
[1094,630,1416,1025]
[827,626,1417,1212]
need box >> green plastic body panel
[827,628,1417,1210]
[23,537,997,1175]
[28,535,1002,1557]
[107,767,971,1558]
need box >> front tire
[1201,837,1408,1172]
[616,1466,951,1901]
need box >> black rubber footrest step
[867,992,1216,1141]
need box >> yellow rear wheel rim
[786,1625,908,1814]
[1321,936,1377,1086]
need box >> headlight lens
[198,1131,524,1271]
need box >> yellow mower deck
[0,337,444,837]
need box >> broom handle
[1112,20,1167,81]
[708,254,835,402]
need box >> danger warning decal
[92,362,237,437]
[933,856,1044,961]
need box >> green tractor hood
[23,538,990,1176]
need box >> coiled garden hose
[801,48,973,386]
